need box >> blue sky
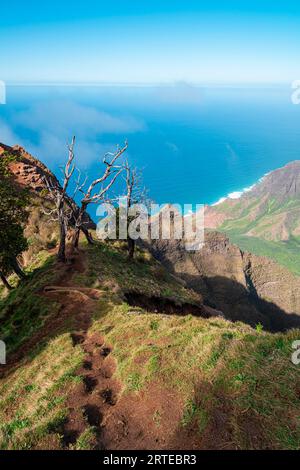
[1,1,300,83]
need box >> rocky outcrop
[0,142,95,228]
[0,142,58,192]
[204,160,300,242]
[251,160,300,201]
[3,142,300,331]
[0,142,95,265]
[147,231,300,331]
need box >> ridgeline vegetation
[0,153,29,288]
[0,142,300,451]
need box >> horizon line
[3,80,294,88]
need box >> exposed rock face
[0,142,95,227]
[243,252,300,313]
[0,142,95,265]
[3,142,300,331]
[0,142,58,192]
[147,231,300,331]
[204,160,300,242]
[252,160,300,201]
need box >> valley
[1,144,300,450]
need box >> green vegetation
[1,240,300,449]
[75,427,98,450]
[90,301,300,449]
[0,333,83,450]
[0,152,29,287]
[211,193,300,275]
[225,233,300,275]
[0,253,59,353]
[75,239,200,306]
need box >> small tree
[71,142,128,249]
[0,152,29,288]
[0,223,28,283]
[43,137,75,262]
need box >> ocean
[1,83,300,216]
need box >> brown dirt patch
[100,383,184,450]
[61,331,122,450]
[0,252,96,378]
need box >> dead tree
[124,161,147,259]
[71,142,128,249]
[66,171,95,247]
[43,137,75,262]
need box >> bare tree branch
[42,137,76,262]
[83,141,128,202]
[70,141,127,249]
[122,160,148,259]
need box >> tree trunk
[58,219,67,262]
[72,204,86,249]
[128,238,135,259]
[73,227,80,249]
[0,271,13,290]
[11,258,26,279]
[82,227,94,245]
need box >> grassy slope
[213,197,300,275]
[0,251,60,352]
[224,232,300,276]
[0,241,300,449]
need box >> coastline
[211,172,271,206]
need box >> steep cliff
[204,161,300,274]
[1,145,300,450]
[147,231,300,331]
[0,142,94,265]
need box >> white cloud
[0,98,145,167]
[23,131,120,168]
[13,100,145,138]
[0,119,20,145]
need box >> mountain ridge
[204,160,300,274]
[2,142,300,330]
[1,142,300,450]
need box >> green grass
[0,253,60,352]
[1,240,300,449]
[225,232,300,275]
[75,427,98,450]
[89,294,300,449]
[0,333,84,450]
[212,195,300,275]
[75,240,200,305]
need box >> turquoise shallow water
[1,84,300,216]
